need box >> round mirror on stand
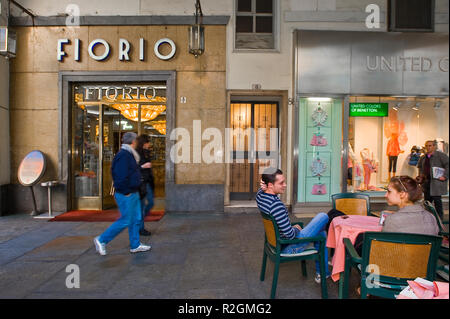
[17,150,46,216]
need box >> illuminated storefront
[294,30,449,204]
[8,18,228,213]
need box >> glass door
[71,103,101,209]
[229,102,279,200]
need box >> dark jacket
[138,148,155,191]
[417,150,449,196]
[112,148,141,195]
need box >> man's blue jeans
[140,183,154,231]
[99,192,142,250]
[281,212,329,275]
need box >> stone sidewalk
[0,211,361,299]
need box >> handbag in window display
[310,133,328,146]
[311,183,327,195]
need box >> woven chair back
[262,218,277,248]
[335,198,367,216]
[368,240,431,278]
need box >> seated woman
[340,175,440,256]
[381,175,439,235]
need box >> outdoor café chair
[331,193,372,216]
[424,200,449,281]
[259,211,328,299]
[340,231,442,299]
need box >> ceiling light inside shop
[434,101,441,109]
[393,102,401,111]
[307,97,332,102]
[412,103,420,111]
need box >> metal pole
[29,185,38,216]
[48,186,52,217]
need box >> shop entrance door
[70,83,167,210]
[230,102,279,200]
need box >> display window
[297,97,343,203]
[348,96,449,195]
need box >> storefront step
[224,201,260,214]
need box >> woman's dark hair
[261,168,283,186]
[136,134,150,153]
[390,175,423,203]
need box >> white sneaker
[130,244,151,253]
[314,273,330,284]
[94,236,106,256]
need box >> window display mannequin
[360,148,377,191]
[384,111,407,180]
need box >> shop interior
[348,96,449,194]
[71,83,166,210]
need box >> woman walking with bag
[136,134,155,236]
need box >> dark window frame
[235,0,277,50]
[388,0,435,32]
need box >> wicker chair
[259,211,328,299]
[340,231,442,299]
[332,193,371,216]
[424,200,449,281]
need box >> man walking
[417,140,449,219]
[94,132,151,255]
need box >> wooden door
[230,102,279,200]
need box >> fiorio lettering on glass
[57,38,177,62]
[81,86,162,101]
[366,56,449,72]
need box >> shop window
[388,0,435,32]
[347,96,449,194]
[235,0,276,50]
[297,97,343,203]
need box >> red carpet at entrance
[49,210,164,222]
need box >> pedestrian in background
[136,134,155,236]
[94,132,151,255]
[417,140,449,219]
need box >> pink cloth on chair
[326,215,383,282]
[397,280,449,299]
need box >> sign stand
[29,185,40,216]
[17,150,47,217]
[33,181,63,219]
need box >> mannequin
[384,110,407,180]
[360,148,377,190]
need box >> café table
[326,215,383,282]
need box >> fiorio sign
[366,55,449,72]
[57,38,177,62]
[81,85,163,101]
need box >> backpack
[408,153,420,166]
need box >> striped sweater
[256,189,296,240]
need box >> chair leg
[270,260,280,299]
[301,260,307,277]
[339,260,351,299]
[360,282,368,299]
[260,251,267,281]
[320,246,328,299]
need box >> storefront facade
[293,30,449,205]
[8,18,229,213]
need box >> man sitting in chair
[256,168,331,283]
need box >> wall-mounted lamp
[412,102,420,111]
[188,0,205,58]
